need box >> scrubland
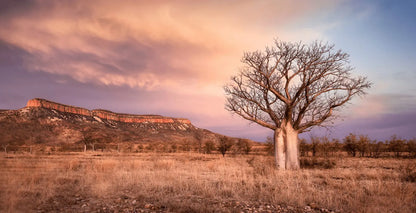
[0,152,415,213]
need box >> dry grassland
[0,153,415,213]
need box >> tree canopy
[225,40,371,133]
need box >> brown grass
[0,152,415,212]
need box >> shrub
[344,133,359,157]
[236,139,252,154]
[217,136,233,157]
[399,162,416,182]
[264,136,274,156]
[300,157,336,169]
[204,141,215,154]
[389,135,406,158]
[407,139,416,158]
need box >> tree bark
[274,122,300,170]
[274,129,285,170]
[284,122,300,170]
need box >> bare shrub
[408,139,416,158]
[389,135,406,157]
[299,138,309,157]
[217,136,233,157]
[204,141,215,154]
[310,136,321,157]
[264,136,274,156]
[344,133,359,157]
[399,162,416,182]
[235,138,252,154]
[369,141,385,158]
[357,135,370,157]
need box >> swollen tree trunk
[284,123,300,170]
[274,122,300,170]
[274,129,285,170]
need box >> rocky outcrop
[26,98,191,124]
[27,98,91,116]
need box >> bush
[217,136,233,157]
[264,136,274,156]
[399,162,416,182]
[344,133,359,157]
[300,157,336,169]
[204,141,215,154]
[236,139,252,154]
[389,135,406,158]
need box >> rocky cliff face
[26,98,191,124]
[0,98,243,151]
[1,98,209,147]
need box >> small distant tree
[81,135,92,152]
[310,136,321,157]
[389,135,405,158]
[171,144,178,153]
[357,135,371,157]
[320,136,331,157]
[90,141,98,152]
[370,141,384,158]
[204,141,215,154]
[265,136,274,156]
[116,143,120,153]
[407,139,416,158]
[344,133,359,157]
[80,126,101,152]
[218,136,234,157]
[236,138,252,154]
[2,143,9,154]
[195,131,204,154]
[331,139,342,156]
[181,143,191,152]
[299,138,309,157]
[137,144,144,152]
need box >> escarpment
[1,98,232,147]
[26,98,191,124]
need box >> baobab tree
[224,40,371,170]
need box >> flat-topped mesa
[27,98,91,116]
[26,98,191,124]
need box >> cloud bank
[0,0,337,93]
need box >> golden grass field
[0,152,415,213]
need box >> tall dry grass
[0,152,415,212]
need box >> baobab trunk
[274,129,285,169]
[283,122,300,170]
[274,122,300,170]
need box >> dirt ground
[1,152,415,213]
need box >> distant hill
[0,98,249,152]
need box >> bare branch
[224,40,371,133]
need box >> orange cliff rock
[26,98,191,124]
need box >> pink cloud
[0,0,339,93]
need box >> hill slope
[0,98,231,151]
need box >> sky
[0,0,415,142]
